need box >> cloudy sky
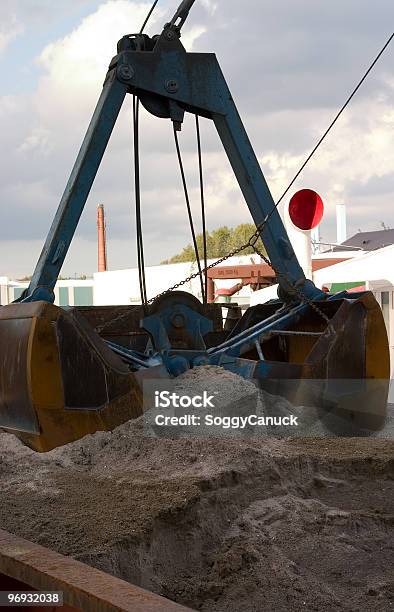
[0,0,393,278]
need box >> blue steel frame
[21,17,324,304]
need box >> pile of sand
[0,366,393,611]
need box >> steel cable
[133,96,148,305]
[139,0,159,34]
[270,31,394,217]
[195,115,208,303]
[173,124,206,302]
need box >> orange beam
[0,528,192,612]
[207,258,349,280]
[206,258,351,302]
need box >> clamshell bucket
[0,302,146,451]
[225,291,390,434]
[0,290,389,451]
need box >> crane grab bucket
[0,4,390,451]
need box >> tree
[161,224,266,264]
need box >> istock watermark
[205,414,298,428]
[143,378,394,439]
[143,379,303,438]
[154,413,299,429]
[154,390,217,409]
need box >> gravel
[0,366,393,611]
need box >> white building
[0,277,94,306]
[93,255,262,307]
[2,243,393,373]
[313,244,394,374]
[1,255,262,308]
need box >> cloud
[0,13,23,54]
[0,0,394,278]
[0,0,99,31]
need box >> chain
[147,242,257,303]
[96,219,331,335]
[146,221,267,304]
[95,224,265,334]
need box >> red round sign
[288,189,324,230]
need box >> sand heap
[0,366,393,611]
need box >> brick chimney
[97,204,107,272]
